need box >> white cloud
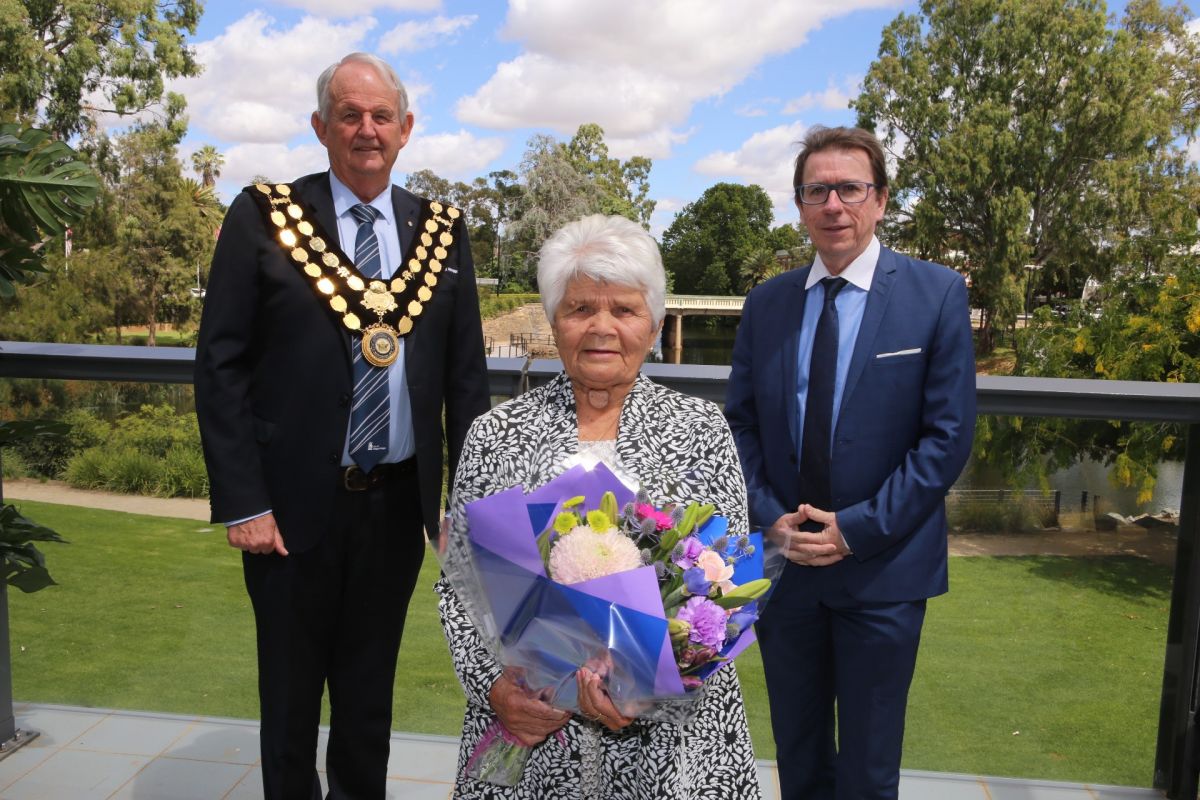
[694,121,808,223]
[456,0,898,156]
[217,142,332,199]
[396,129,507,179]
[782,75,861,114]
[175,12,376,144]
[379,14,478,54]
[268,0,439,19]
[1189,136,1200,165]
[607,127,695,161]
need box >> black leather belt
[341,458,416,491]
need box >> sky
[159,0,1189,238]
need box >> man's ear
[311,111,326,145]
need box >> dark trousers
[757,560,927,800]
[243,464,425,800]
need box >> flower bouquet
[442,461,777,786]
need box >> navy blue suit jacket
[725,246,976,603]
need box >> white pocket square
[875,348,922,359]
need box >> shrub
[1,449,29,479]
[64,447,110,489]
[111,405,200,458]
[948,496,1047,533]
[107,449,160,494]
[156,446,209,498]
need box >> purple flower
[675,596,729,650]
[673,536,705,569]
[682,567,711,597]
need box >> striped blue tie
[348,203,389,472]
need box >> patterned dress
[436,372,763,800]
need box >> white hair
[316,53,409,123]
[537,214,666,327]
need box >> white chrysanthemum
[549,526,644,584]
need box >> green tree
[190,144,224,188]
[564,123,656,227]
[854,0,1200,351]
[0,0,201,140]
[661,183,774,295]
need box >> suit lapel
[391,185,419,258]
[840,247,898,414]
[783,267,813,448]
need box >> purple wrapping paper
[456,462,761,712]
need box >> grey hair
[316,52,409,123]
[537,214,666,327]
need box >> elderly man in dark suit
[725,126,976,800]
[195,52,488,799]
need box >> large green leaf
[0,504,67,593]
[0,124,99,296]
[0,420,70,448]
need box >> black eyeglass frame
[793,181,880,206]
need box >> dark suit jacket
[195,171,489,552]
[725,246,976,602]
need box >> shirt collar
[805,235,881,292]
[328,170,396,228]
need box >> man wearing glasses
[726,126,976,799]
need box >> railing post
[0,459,39,758]
[1156,423,1200,796]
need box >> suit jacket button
[327,452,339,464]
[339,393,350,407]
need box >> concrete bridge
[662,294,745,350]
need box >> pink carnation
[549,526,643,585]
[636,503,675,531]
[675,596,729,650]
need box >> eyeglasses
[794,181,879,205]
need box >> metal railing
[1,340,1200,796]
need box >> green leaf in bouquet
[711,578,771,609]
[599,491,619,528]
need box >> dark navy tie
[348,203,389,472]
[798,277,848,511]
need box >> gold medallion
[347,276,365,292]
[408,300,423,317]
[256,183,271,194]
[424,271,437,286]
[397,316,413,335]
[448,207,461,219]
[280,229,297,247]
[434,246,447,260]
[297,221,314,236]
[344,312,361,330]
[276,184,291,196]
[421,233,433,247]
[310,237,326,253]
[425,219,438,233]
[271,211,286,227]
[362,281,398,315]
[291,248,308,263]
[287,204,303,220]
[417,286,432,302]
[430,201,443,213]
[361,324,400,367]
[428,259,441,272]
[317,278,335,294]
[439,232,453,246]
[304,264,321,277]
[390,278,406,292]
[322,252,340,268]
[330,295,348,312]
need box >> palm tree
[190,144,224,188]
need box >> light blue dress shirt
[328,171,415,466]
[793,236,881,460]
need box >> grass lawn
[6,500,1169,787]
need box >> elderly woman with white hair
[435,214,762,799]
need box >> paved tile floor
[0,703,1164,799]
